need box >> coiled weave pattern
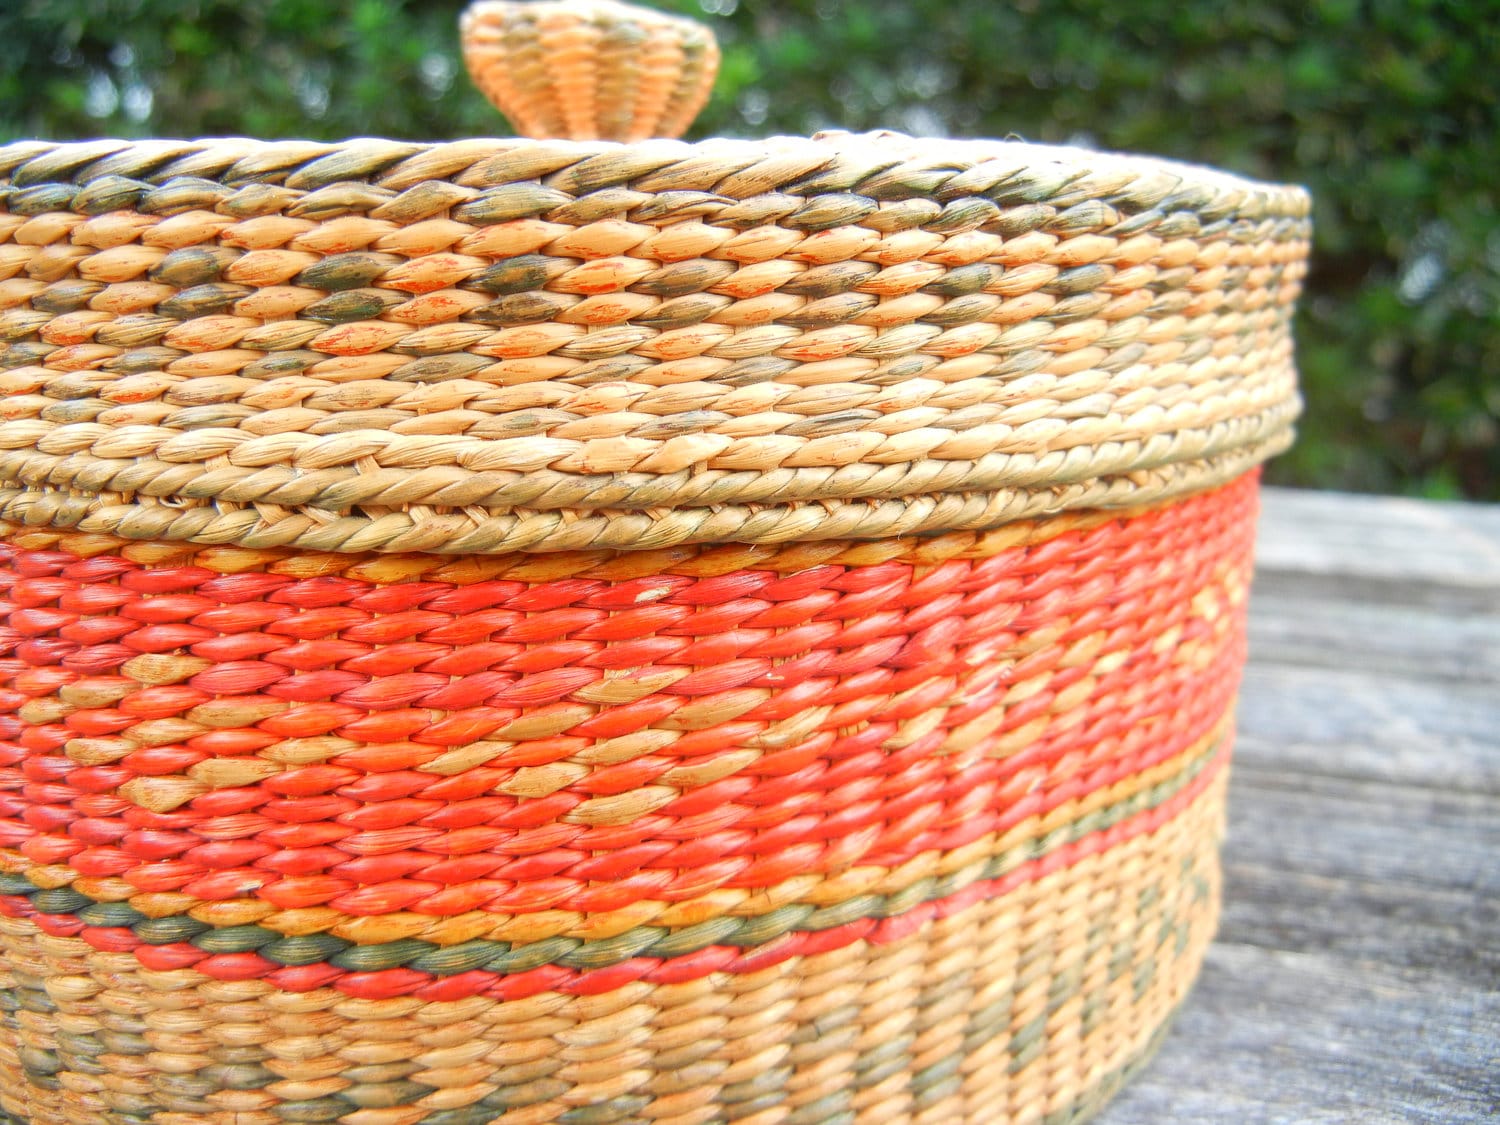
[0,474,1255,1123]
[0,134,1306,553]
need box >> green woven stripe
[2,822,1211,1124]
[4,740,1224,976]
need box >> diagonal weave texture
[0,133,1307,554]
[0,475,1255,1123]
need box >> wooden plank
[1248,489,1500,685]
[1246,588,1500,686]
[1220,766,1500,913]
[1094,764,1499,1123]
[1093,487,1500,1122]
[1098,945,1499,1125]
[1254,487,1500,611]
[1235,664,1500,792]
[1217,766,1498,993]
[1256,486,1500,585]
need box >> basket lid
[0,1,1309,555]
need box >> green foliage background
[1,0,1495,498]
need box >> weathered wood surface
[1097,487,1500,1124]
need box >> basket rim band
[1,134,1310,208]
[0,432,1288,554]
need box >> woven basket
[0,3,1309,1123]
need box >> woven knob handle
[460,0,720,142]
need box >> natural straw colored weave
[0,2,1308,1119]
[0,133,1307,554]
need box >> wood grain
[1097,487,1500,1125]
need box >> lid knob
[460,0,721,143]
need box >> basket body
[0,134,1307,1124]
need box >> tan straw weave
[0,131,1306,554]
